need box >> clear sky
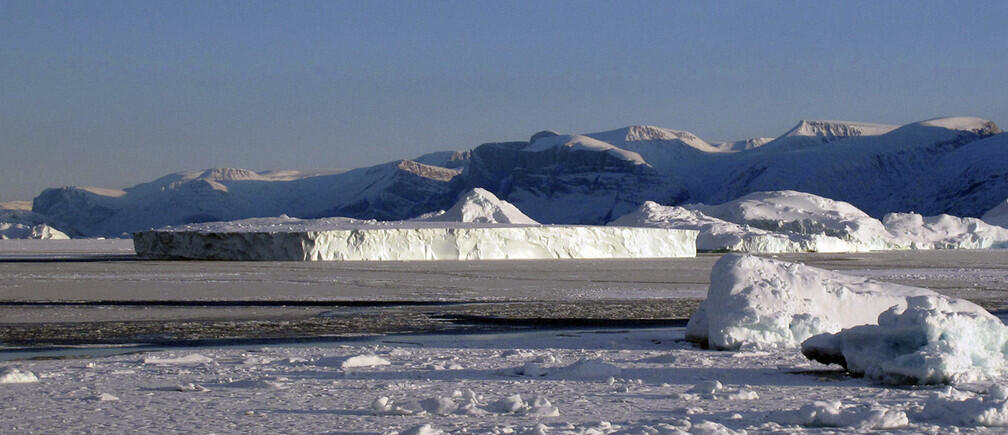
[1,0,1006,202]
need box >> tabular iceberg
[133,223,697,261]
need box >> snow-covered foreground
[5,326,1008,433]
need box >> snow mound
[883,212,1008,249]
[0,367,39,384]
[802,296,1008,385]
[982,199,1008,229]
[609,201,805,253]
[413,188,539,225]
[685,191,904,252]
[685,254,981,350]
[776,400,908,429]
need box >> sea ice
[802,295,1008,384]
[685,254,982,350]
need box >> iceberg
[133,223,697,261]
[133,189,695,261]
[609,201,805,253]
[683,191,905,252]
[803,296,1008,385]
[685,254,981,350]
[883,212,1008,249]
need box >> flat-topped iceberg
[133,189,697,261]
[686,254,982,350]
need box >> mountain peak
[783,120,898,142]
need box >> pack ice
[685,254,984,350]
[133,189,697,261]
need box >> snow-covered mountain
[24,116,1007,237]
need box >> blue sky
[1,0,1006,201]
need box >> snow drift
[685,254,982,350]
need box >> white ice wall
[134,226,697,261]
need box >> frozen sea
[3,240,1008,433]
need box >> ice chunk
[143,354,213,365]
[686,254,980,350]
[315,354,391,369]
[921,386,1008,426]
[802,296,1008,384]
[0,367,39,384]
[776,400,908,429]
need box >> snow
[982,199,1008,228]
[685,254,983,350]
[774,400,908,429]
[683,191,904,252]
[412,188,539,225]
[782,120,898,140]
[883,212,1008,249]
[802,295,1008,385]
[921,386,1008,426]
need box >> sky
[1,1,1006,202]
